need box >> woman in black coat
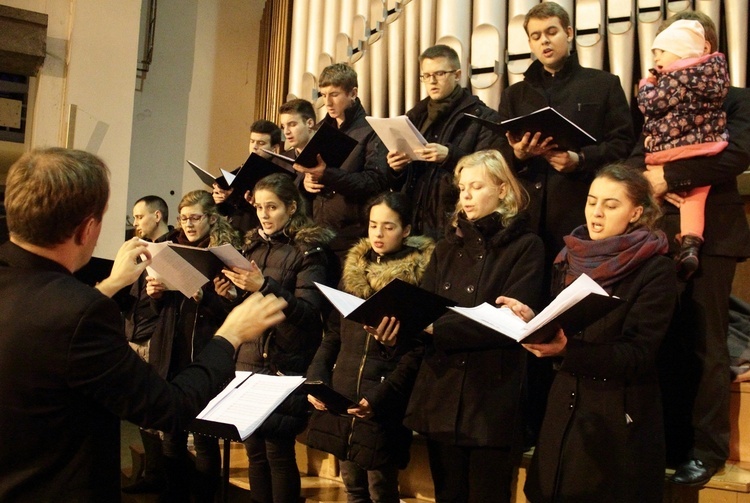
[306,192,433,503]
[218,173,334,503]
[502,164,676,502]
[404,150,546,503]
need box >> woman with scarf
[146,189,242,502]
[404,149,545,502]
[305,191,433,503]
[500,164,676,502]
[217,173,335,503]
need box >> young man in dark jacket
[386,44,502,240]
[293,63,388,260]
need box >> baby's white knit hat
[652,19,706,59]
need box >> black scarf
[421,84,463,134]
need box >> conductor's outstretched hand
[218,292,287,349]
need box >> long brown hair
[177,190,241,248]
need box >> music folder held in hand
[315,278,457,337]
[449,274,624,344]
[188,154,294,195]
[365,115,427,160]
[141,240,251,298]
[465,106,596,152]
[262,121,358,168]
[302,381,359,416]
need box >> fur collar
[342,235,435,299]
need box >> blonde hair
[452,150,528,227]
[177,190,241,248]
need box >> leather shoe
[121,477,165,494]
[670,459,718,486]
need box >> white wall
[129,0,264,227]
[0,0,142,259]
[2,0,265,257]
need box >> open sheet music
[141,240,250,298]
[190,372,306,441]
[366,116,427,160]
[449,274,623,344]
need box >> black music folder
[315,278,457,337]
[302,381,359,416]
[465,106,596,152]
[264,121,358,168]
[228,153,295,194]
[187,160,234,190]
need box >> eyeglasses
[179,214,207,224]
[419,70,457,82]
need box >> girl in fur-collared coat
[306,192,434,503]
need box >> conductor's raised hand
[217,292,287,349]
[96,237,151,298]
[364,316,400,347]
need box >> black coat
[0,242,236,502]
[389,88,502,240]
[404,212,545,448]
[306,236,434,470]
[498,53,635,270]
[236,224,335,437]
[307,98,389,257]
[525,254,676,503]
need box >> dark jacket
[306,235,434,470]
[389,88,502,240]
[236,224,335,437]
[628,86,750,259]
[0,242,236,502]
[404,212,545,448]
[306,98,388,257]
[525,254,676,503]
[148,229,232,379]
[498,53,635,267]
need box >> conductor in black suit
[0,147,288,502]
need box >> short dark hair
[365,191,414,229]
[524,1,571,34]
[250,119,282,147]
[279,99,316,123]
[659,11,717,53]
[594,164,662,232]
[5,148,109,246]
[419,44,461,69]
[134,195,169,223]
[319,63,358,92]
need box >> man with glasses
[386,44,501,240]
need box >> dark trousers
[161,430,220,502]
[426,440,515,503]
[659,254,736,468]
[243,432,300,503]
[339,459,400,503]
